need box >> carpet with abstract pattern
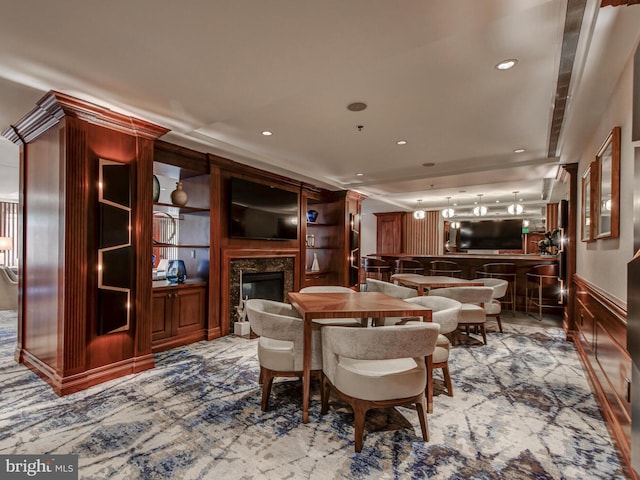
[0,310,626,479]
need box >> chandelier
[507,191,524,215]
[473,194,487,217]
[413,199,426,220]
[442,196,455,219]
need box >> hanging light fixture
[473,194,487,217]
[450,221,461,229]
[507,191,524,215]
[413,199,426,220]
[442,196,455,219]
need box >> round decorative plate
[153,175,160,202]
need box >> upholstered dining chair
[475,278,509,333]
[299,286,364,327]
[428,286,494,345]
[245,298,323,412]
[320,323,441,452]
[404,296,462,411]
[365,278,418,326]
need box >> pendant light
[507,191,523,215]
[442,196,455,219]
[413,199,426,220]
[473,194,487,217]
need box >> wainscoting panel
[573,274,631,469]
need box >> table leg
[302,317,311,424]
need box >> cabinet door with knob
[152,282,206,352]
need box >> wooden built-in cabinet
[151,282,207,352]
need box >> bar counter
[369,253,559,311]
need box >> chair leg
[260,368,274,412]
[258,368,263,385]
[415,392,429,442]
[538,282,543,321]
[442,365,453,397]
[321,375,330,415]
[480,324,487,345]
[496,314,503,333]
[426,355,434,413]
[353,401,368,453]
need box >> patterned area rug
[0,310,626,479]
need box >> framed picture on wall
[593,126,621,239]
[581,164,592,242]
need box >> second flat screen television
[229,177,299,240]
[459,219,523,250]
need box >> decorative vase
[307,209,319,223]
[311,253,320,272]
[170,181,188,206]
[152,175,160,202]
[167,259,187,284]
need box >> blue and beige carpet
[0,310,627,479]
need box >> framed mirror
[594,127,621,239]
[581,164,592,242]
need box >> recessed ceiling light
[513,148,525,153]
[495,59,518,70]
[396,140,407,145]
[356,173,364,177]
[261,131,273,136]
[422,162,435,167]
[347,102,368,112]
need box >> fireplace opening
[241,271,285,303]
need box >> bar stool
[429,260,462,278]
[525,264,559,321]
[476,262,517,314]
[362,257,392,282]
[394,259,424,275]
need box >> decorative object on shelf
[167,259,187,284]
[311,252,320,272]
[196,259,210,280]
[305,234,315,247]
[152,211,176,244]
[153,175,160,202]
[413,199,425,220]
[170,181,188,206]
[307,209,319,223]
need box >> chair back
[0,266,18,310]
[429,260,462,277]
[476,262,516,280]
[365,278,417,299]
[527,264,559,286]
[476,278,509,299]
[300,286,354,294]
[405,296,462,334]
[428,286,494,306]
[394,259,424,274]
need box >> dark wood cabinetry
[152,282,207,352]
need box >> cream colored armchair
[299,286,363,326]
[405,296,462,409]
[476,278,509,333]
[0,266,17,310]
[321,323,440,452]
[365,278,418,326]
[245,298,322,411]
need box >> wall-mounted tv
[229,177,299,240]
[459,219,523,250]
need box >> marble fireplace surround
[221,248,300,335]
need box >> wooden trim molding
[572,274,632,475]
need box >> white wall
[576,50,636,305]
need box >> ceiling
[0,1,639,218]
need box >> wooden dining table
[391,273,484,295]
[287,291,433,424]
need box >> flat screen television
[229,177,299,240]
[459,219,523,250]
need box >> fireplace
[241,271,285,302]
[228,255,296,325]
